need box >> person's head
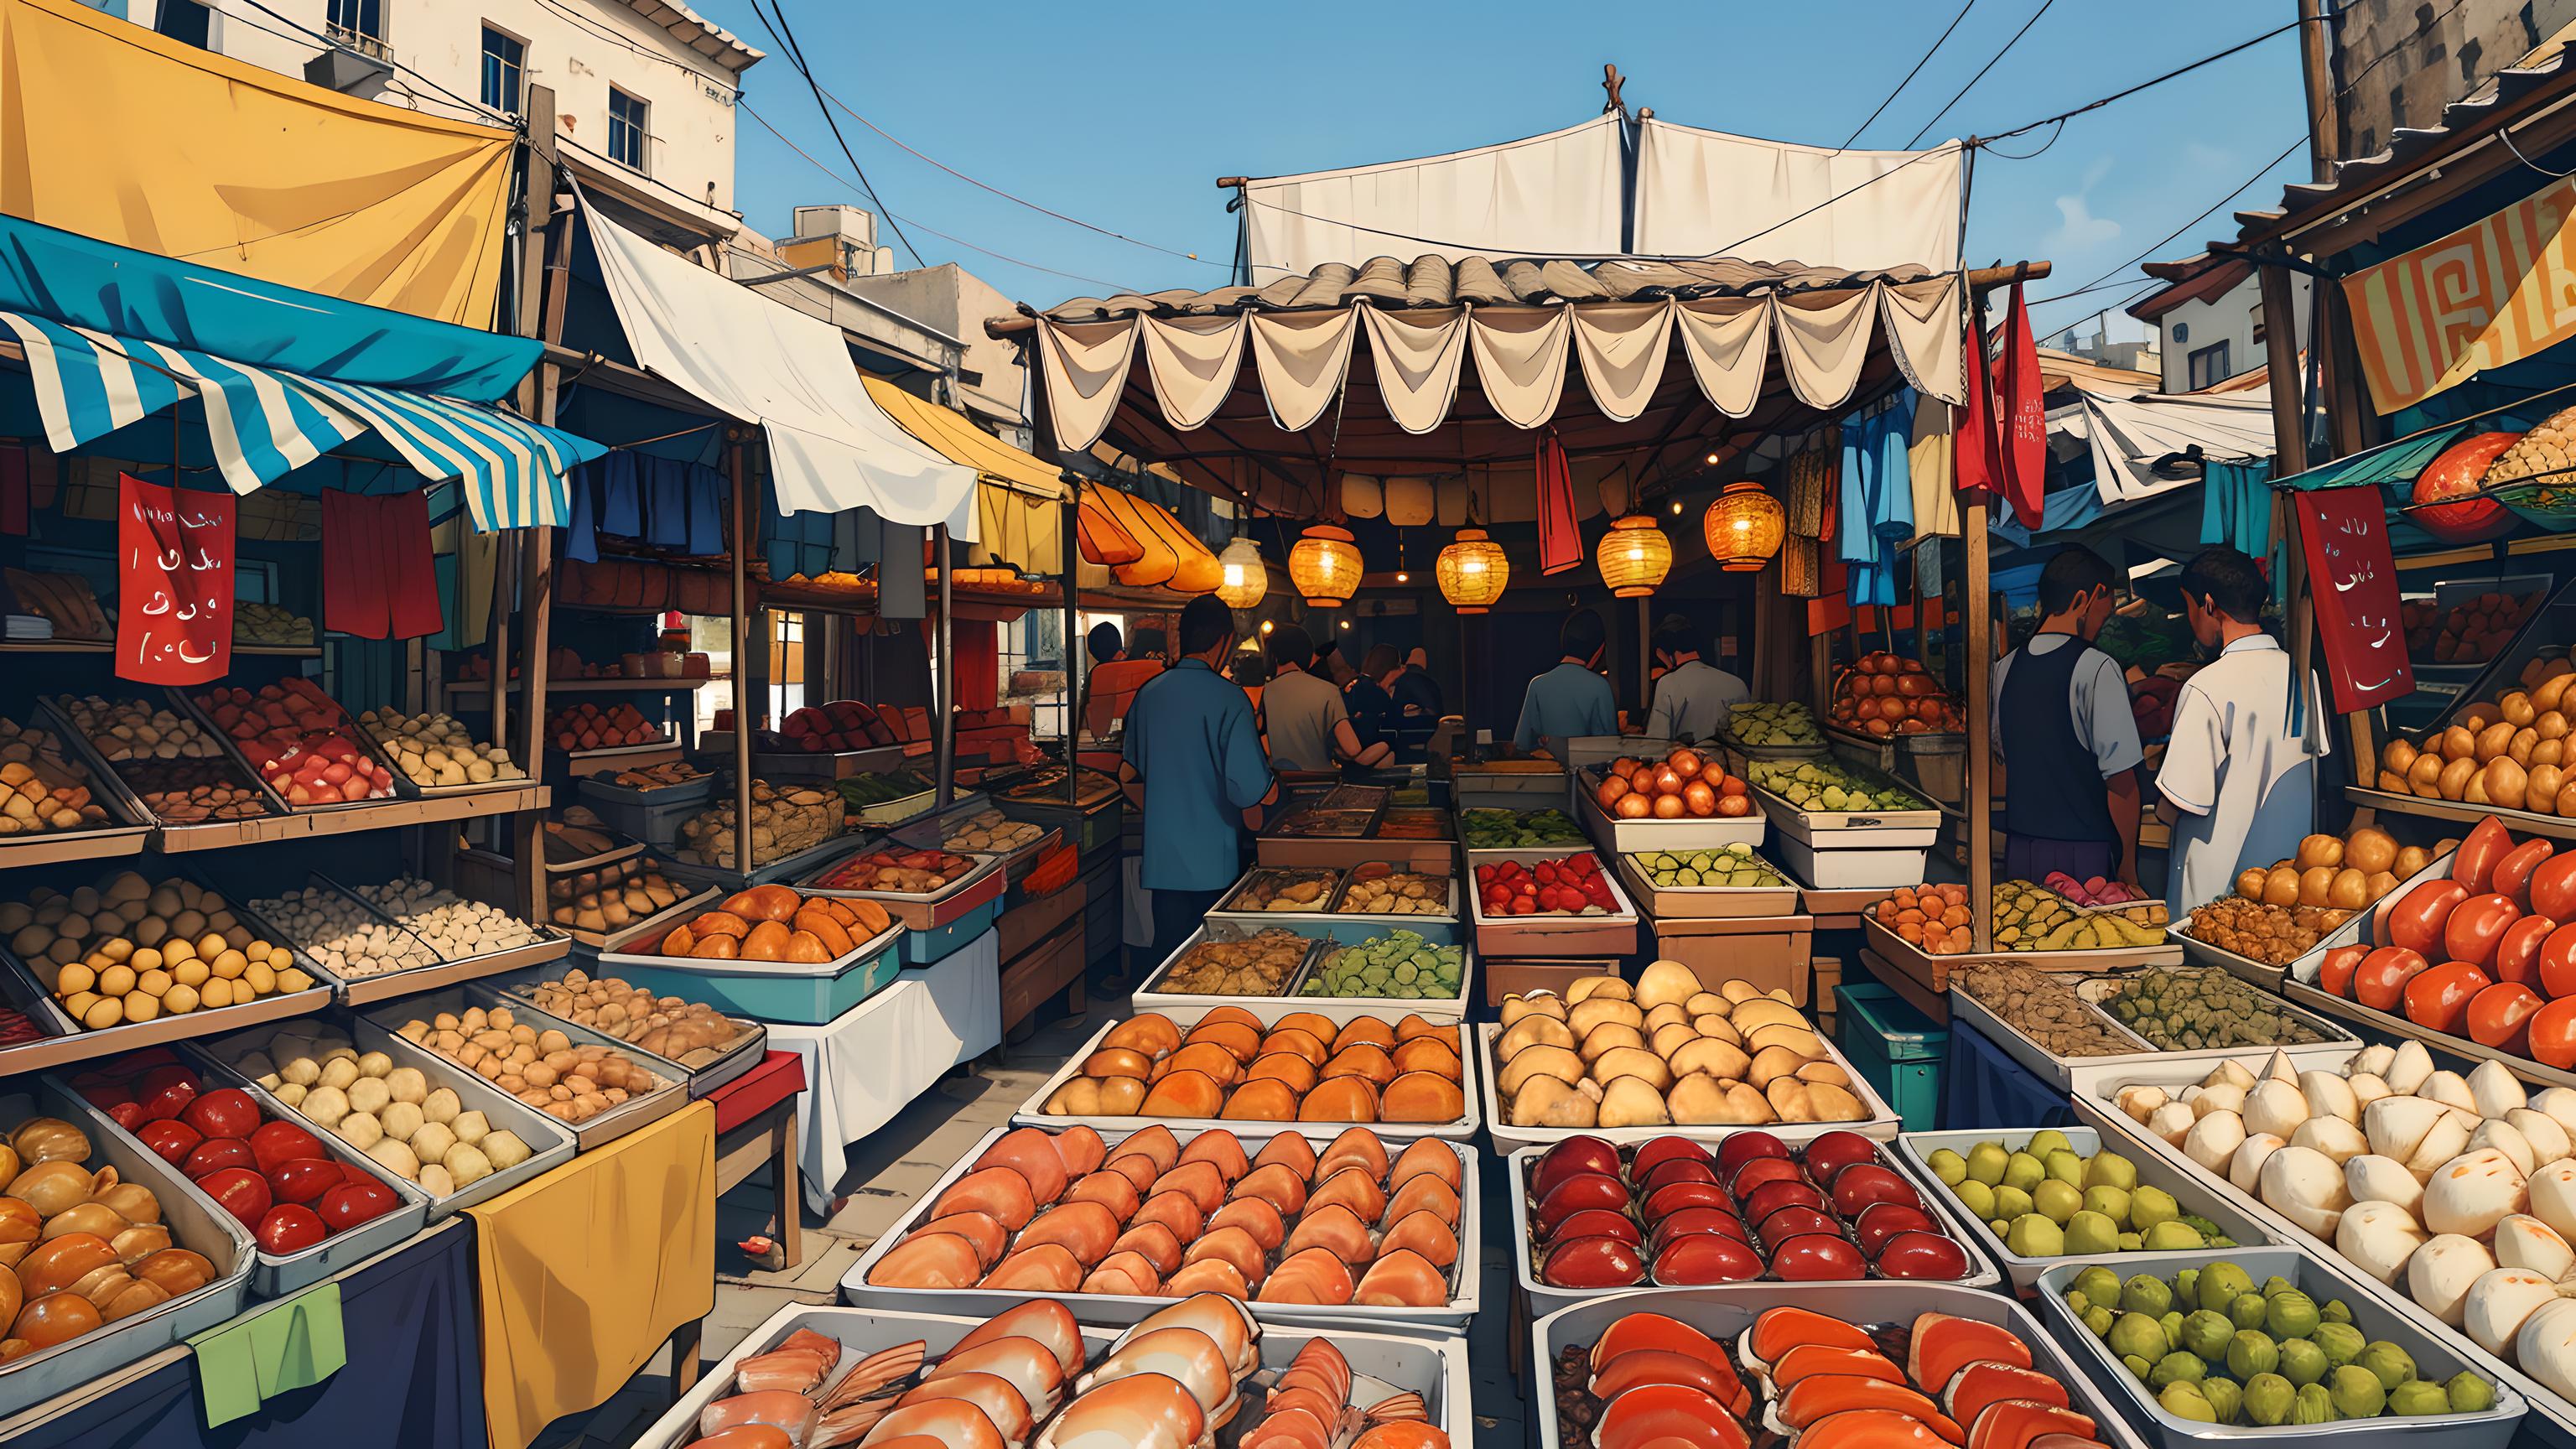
[2038,545,2119,639]
[1086,622,1124,665]
[1175,596,1236,663]
[1405,647,1427,670]
[1363,644,1401,685]
[1231,647,1270,687]
[1561,609,1607,666]
[1311,636,1342,673]
[1133,626,1169,662]
[2178,546,2268,648]
[1651,615,1702,668]
[1267,622,1313,672]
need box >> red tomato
[2532,996,2576,1069]
[181,1138,257,1179]
[180,1088,262,1143]
[2496,839,2558,910]
[2542,924,2576,1000]
[2496,915,2559,988]
[2456,817,2517,894]
[135,1118,202,1166]
[2353,946,2432,1011]
[317,1179,398,1232]
[2532,852,2576,922]
[105,1102,145,1132]
[136,1065,200,1124]
[2469,982,2547,1053]
[254,1204,329,1254]
[248,1120,328,1176]
[2446,894,2523,967]
[2389,880,2472,957]
[195,1166,273,1229]
[2319,945,2369,998]
[2404,962,2494,1033]
[268,1156,345,1207]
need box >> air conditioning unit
[304,44,392,94]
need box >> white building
[2127,257,2312,395]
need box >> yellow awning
[0,0,517,325]
[864,376,1067,574]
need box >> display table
[765,927,1001,1210]
[708,1050,807,1271]
[1941,1015,2077,1132]
[0,1218,484,1449]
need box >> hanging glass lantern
[1215,536,1268,609]
[1287,524,1361,607]
[1596,514,1672,597]
[1436,527,1509,614]
[1703,481,1787,573]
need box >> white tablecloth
[763,928,1000,1210]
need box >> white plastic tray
[1480,1021,1901,1153]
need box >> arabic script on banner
[117,472,234,684]
[2293,485,2413,713]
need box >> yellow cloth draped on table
[468,1103,716,1449]
[0,0,517,325]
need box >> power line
[2032,134,2309,307]
[219,0,489,119]
[1845,0,1977,147]
[1982,16,2309,143]
[742,0,926,268]
[1907,0,2056,148]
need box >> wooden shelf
[153,784,549,853]
[441,677,711,695]
[0,640,320,657]
[0,825,151,870]
[2343,785,2576,840]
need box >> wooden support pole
[935,523,955,808]
[1064,479,1082,805]
[2257,261,2307,471]
[1963,496,1994,954]
[728,434,755,873]
[1637,595,1653,734]
[513,83,565,921]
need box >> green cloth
[190,1282,346,1427]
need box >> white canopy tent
[2070,387,2276,504]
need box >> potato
[273,1082,306,1108]
[382,1099,426,1142]
[417,1163,456,1197]
[364,1138,418,1180]
[334,1112,382,1150]
[301,1085,351,1129]
[384,1067,428,1106]
[409,1122,455,1164]
[421,1088,460,1125]
[318,1057,358,1091]
[345,1077,391,1117]
[356,1052,392,1079]
[446,1142,495,1186]
[449,1109,489,1145]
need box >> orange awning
[1079,486,1219,593]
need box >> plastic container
[1618,849,1800,918]
[1465,847,1641,958]
[1480,1021,1901,1153]
[1837,981,1948,1130]
[2033,1244,2525,1448]
[840,1124,1479,1334]
[573,772,714,845]
[1573,765,1769,853]
[1894,1125,2283,1290]
[897,894,1002,965]
[595,920,906,1025]
[1774,830,1934,890]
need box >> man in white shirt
[1990,546,2146,888]
[1645,615,1749,744]
[2154,546,2325,917]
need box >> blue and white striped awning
[0,310,600,531]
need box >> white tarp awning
[2077,387,2275,503]
[1632,122,1964,272]
[578,192,976,533]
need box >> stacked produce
[836,770,932,815]
[2101,967,2330,1051]
[0,718,111,838]
[1337,867,1449,916]
[1374,808,1451,839]
[506,968,752,1066]
[1748,757,1929,813]
[1038,1008,1467,1124]
[392,1002,663,1127]
[645,885,893,964]
[2113,1041,2576,1403]
[2240,828,2418,912]
[3,568,106,639]
[1922,1130,2234,1258]
[1461,808,1583,849]
[78,1052,400,1255]
[1525,1129,1974,1289]
[1830,649,1965,736]
[2047,872,2160,910]
[351,877,543,961]
[247,886,437,982]
[672,781,839,868]
[1493,969,1869,1129]
[1952,962,2140,1058]
[221,1027,535,1197]
[231,601,313,648]
[1474,854,1620,917]
[1631,844,1788,891]
[0,1097,221,1358]
[1548,1305,2115,1449]
[865,1123,1462,1310]
[2407,591,2542,664]
[54,696,270,824]
[1991,879,2168,950]
[2185,898,2358,967]
[543,852,689,937]
[1727,699,1824,746]
[541,818,627,863]
[1224,869,1335,912]
[2058,1256,2493,1425]
[55,695,223,762]
[940,808,1042,853]
[809,847,976,894]
[2376,657,2576,810]
[356,709,525,789]
[776,699,899,752]
[1877,882,1974,955]
[3,872,317,1028]
[598,760,704,792]
[1152,931,1310,996]
[545,702,664,751]
[196,681,399,806]
[1304,932,1463,1000]
[1587,745,1755,820]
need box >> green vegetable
[2330,1364,2386,1419]
[2279,1337,2328,1387]
[2108,1312,2170,1364]
[2449,1370,2498,1414]
[2230,1292,2269,1331]
[2083,1304,2115,1337]
[2293,1384,2334,1425]
[2201,1376,2242,1425]
[2150,1352,2207,1389]
[2314,1322,2366,1369]
[2073,1265,2122,1307]
[1459,808,1582,849]
[2179,1311,2235,1361]
[1301,930,1463,1000]
[2267,1289,2322,1341]
[2355,1341,2417,1393]
[2122,1274,2174,1317]
[2242,1373,2295,1426]
[2389,1382,2453,1416]
[2158,1381,2218,1423]
[2227,1330,2280,1379]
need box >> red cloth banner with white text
[2293,485,2414,712]
[117,471,233,683]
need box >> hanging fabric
[1839,391,1913,609]
[953,621,999,713]
[1955,323,2000,510]
[0,446,27,536]
[323,490,443,640]
[1994,283,2047,527]
[1906,391,1960,539]
[2200,459,2275,558]
[1535,430,1581,575]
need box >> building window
[607,88,649,171]
[155,0,210,47]
[2187,340,2233,390]
[480,26,524,114]
[2250,300,2267,348]
[325,0,388,60]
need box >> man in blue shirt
[1513,609,1618,758]
[1121,595,1276,958]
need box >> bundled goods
[0,719,110,837]
[1337,868,1449,916]
[2099,967,2330,1051]
[2130,675,2182,738]
[1830,649,1965,736]
[1038,1008,1466,1124]
[3,568,106,639]
[672,781,839,868]
[1748,757,1929,813]
[1727,699,1825,746]
[3,872,316,1028]
[1588,745,1753,820]
[351,876,543,960]
[1226,869,1334,912]
[392,1001,662,1126]
[1920,1129,2236,1256]
[248,886,436,981]
[216,1027,534,1199]
[1460,808,1583,849]
[940,808,1041,853]
[546,702,662,752]
[1476,853,1618,917]
[808,847,976,894]
[777,699,897,752]
[512,968,751,1065]
[862,1124,1464,1317]
[1952,962,2138,1057]
[2377,657,2576,810]
[195,680,397,805]
[356,709,524,789]
[1304,932,1463,1000]
[1155,930,1308,995]
[647,885,893,963]
[1525,1129,1976,1289]
[1493,969,1867,1130]
[1878,883,1973,955]
[2407,591,2542,664]
[231,602,313,647]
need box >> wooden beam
[728,433,755,874]
[2275,80,2576,258]
[1963,496,1993,954]
[516,84,566,923]
[2257,260,2306,470]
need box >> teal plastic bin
[900,897,1002,965]
[601,932,904,1024]
[1836,982,1947,1131]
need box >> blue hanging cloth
[1840,391,1915,607]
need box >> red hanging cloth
[1535,429,1581,575]
[953,620,999,713]
[1955,324,1998,505]
[323,491,444,640]
[1994,283,2048,527]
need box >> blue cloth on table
[1841,391,1915,607]
[1940,1015,2075,1131]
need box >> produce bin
[1618,849,1800,918]
[1838,981,1948,1130]
[595,919,906,1025]
[572,771,714,845]
[356,986,688,1150]
[1126,921,1330,1015]
[1465,847,1640,958]
[1572,764,1768,853]
[479,960,768,1097]
[1480,1020,1900,1153]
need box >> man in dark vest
[1989,545,2145,889]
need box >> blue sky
[696,0,2316,339]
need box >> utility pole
[2298,0,2344,184]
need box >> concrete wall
[2334,0,2576,162]
[2154,269,2312,393]
[844,263,1030,428]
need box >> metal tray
[1327,860,1461,923]
[356,718,536,801]
[1945,977,2164,1089]
[891,793,1060,875]
[2034,1244,2526,1448]
[1014,1005,1480,1142]
[356,985,688,1150]
[1508,1137,2003,1319]
[1130,922,1473,1021]
[176,683,410,813]
[1530,1284,2152,1449]
[1292,932,1477,1021]
[36,691,290,831]
[1615,849,1800,918]
[1465,847,1641,958]
[1716,724,1831,760]
[1125,921,1331,1015]
[0,1080,256,1419]
[1480,1020,1902,1153]
[243,868,574,1007]
[1573,766,1770,853]
[660,828,866,892]
[569,883,722,953]
[840,1124,1479,1333]
[2071,970,2361,1062]
[1894,1125,2286,1290]
[1752,783,1943,845]
[798,846,1007,929]
[480,960,768,1097]
[1209,865,1346,919]
[632,1302,1472,1449]
[190,1011,576,1220]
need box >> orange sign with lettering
[2344,176,2576,413]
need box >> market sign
[117,471,233,684]
[2344,175,2576,413]
[2293,484,2413,712]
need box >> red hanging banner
[2293,485,2414,712]
[1995,283,2048,527]
[1534,430,1582,575]
[117,472,234,684]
